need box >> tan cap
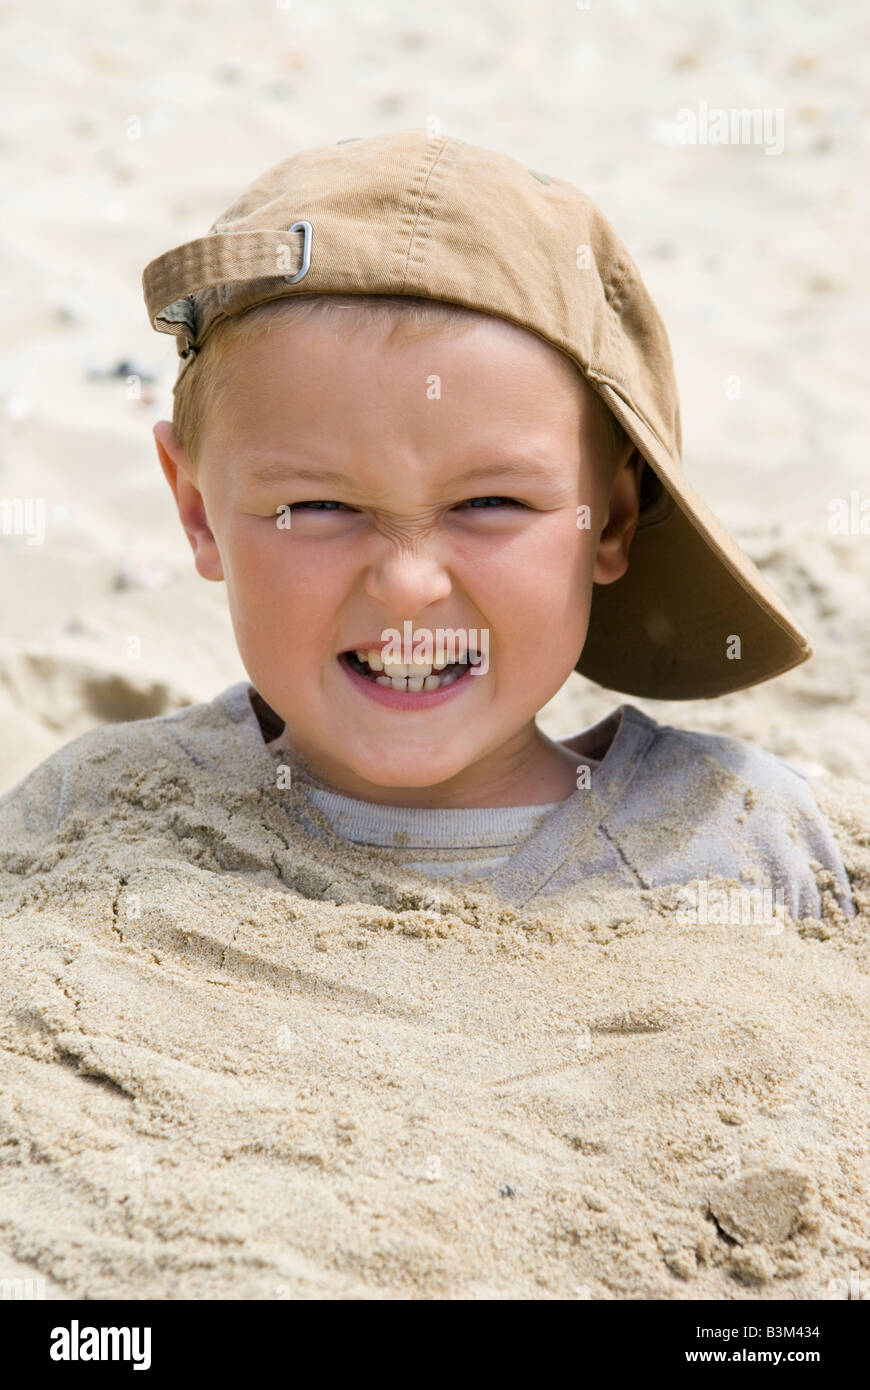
[142,128,812,700]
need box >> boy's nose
[362,543,453,613]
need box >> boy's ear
[153,420,224,583]
[592,447,644,587]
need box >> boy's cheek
[222,527,343,610]
[222,557,331,674]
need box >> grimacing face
[154,313,644,808]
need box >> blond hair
[173,293,636,487]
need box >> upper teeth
[354,650,456,676]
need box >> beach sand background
[0,0,867,1299]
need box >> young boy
[0,129,855,924]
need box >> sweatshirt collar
[210,680,659,902]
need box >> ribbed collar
[208,681,659,902]
[299,785,566,849]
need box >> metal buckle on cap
[283,220,312,284]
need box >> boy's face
[154,313,642,806]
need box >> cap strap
[142,225,311,333]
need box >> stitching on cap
[400,137,453,290]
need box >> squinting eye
[459,496,524,509]
[287,500,352,512]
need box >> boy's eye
[458,496,524,509]
[275,496,525,517]
[284,500,354,512]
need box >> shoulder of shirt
[612,702,836,828]
[596,706,856,920]
[0,680,254,838]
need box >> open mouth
[340,649,483,692]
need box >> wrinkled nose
[362,540,452,613]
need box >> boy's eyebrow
[246,462,357,488]
[245,457,556,487]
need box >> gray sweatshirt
[0,680,855,923]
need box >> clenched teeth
[347,647,480,692]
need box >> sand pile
[1,737,867,1300]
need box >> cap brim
[577,383,812,699]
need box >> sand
[0,0,868,1299]
[0,727,868,1300]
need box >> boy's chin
[341,755,468,792]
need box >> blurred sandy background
[0,0,868,794]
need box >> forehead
[201,310,590,452]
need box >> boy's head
[144,128,812,765]
[154,293,651,800]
